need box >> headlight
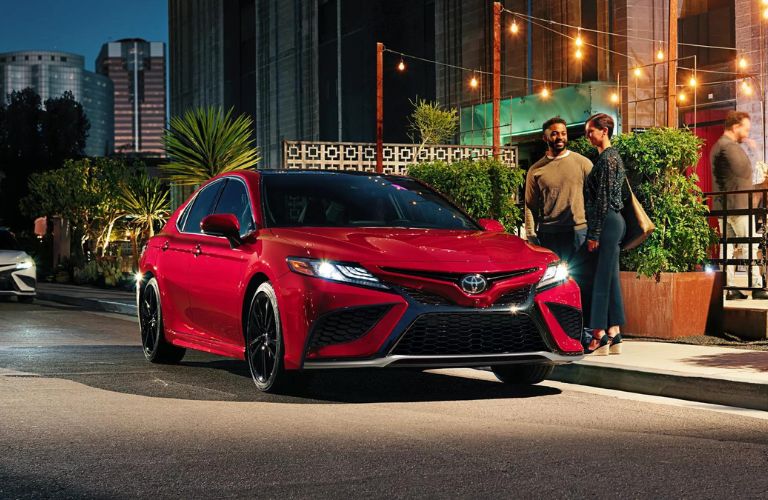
[286,257,388,289]
[537,262,569,289]
[15,259,34,270]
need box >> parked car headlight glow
[15,259,34,270]
[537,262,569,289]
[287,257,388,289]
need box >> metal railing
[703,188,768,291]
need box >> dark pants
[589,210,626,330]
[538,229,594,325]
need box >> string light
[657,46,665,61]
[678,92,686,103]
[575,29,583,47]
[688,76,697,87]
[575,48,583,59]
[633,67,642,77]
[738,57,748,70]
[470,74,479,89]
[764,7,768,19]
[510,18,519,34]
[741,80,753,95]
[610,92,620,104]
[397,58,406,72]
[541,83,550,99]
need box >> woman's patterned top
[584,146,626,241]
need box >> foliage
[118,169,170,240]
[73,257,125,287]
[0,87,90,230]
[408,98,459,149]
[407,158,525,231]
[570,129,717,277]
[161,106,261,185]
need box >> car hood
[0,250,30,266]
[269,227,555,271]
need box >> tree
[118,168,170,270]
[408,98,459,152]
[161,106,260,185]
[42,91,89,167]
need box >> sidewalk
[33,282,768,411]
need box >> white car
[0,229,36,302]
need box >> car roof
[257,169,409,180]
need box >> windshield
[262,174,479,230]
[0,231,20,251]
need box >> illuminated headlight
[15,259,34,270]
[537,262,569,289]
[287,257,388,289]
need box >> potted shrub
[571,128,721,338]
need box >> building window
[38,55,42,61]
[11,56,16,61]
[25,55,29,61]
[61,56,67,62]
[51,56,55,61]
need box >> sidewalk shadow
[0,345,561,404]
[682,351,768,373]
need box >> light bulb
[763,7,768,19]
[678,92,686,103]
[657,49,664,61]
[633,67,642,77]
[610,92,619,104]
[541,87,550,98]
[738,57,748,70]
[575,31,583,47]
[510,19,519,34]
[397,59,406,71]
[742,80,753,95]
[470,76,478,88]
[575,48,583,59]
[689,77,697,87]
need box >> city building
[168,0,767,180]
[0,50,114,156]
[96,39,167,156]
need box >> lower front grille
[308,305,392,349]
[401,287,453,306]
[546,303,583,340]
[391,312,548,355]
[494,285,532,306]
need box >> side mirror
[477,218,506,232]
[201,214,242,247]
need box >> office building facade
[0,50,114,156]
[97,39,167,155]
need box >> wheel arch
[241,272,272,344]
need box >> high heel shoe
[585,334,610,355]
[607,333,623,354]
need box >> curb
[36,292,137,317]
[551,362,768,412]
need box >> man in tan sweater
[525,117,594,317]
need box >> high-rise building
[0,50,114,156]
[96,39,167,155]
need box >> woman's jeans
[589,210,626,330]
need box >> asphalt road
[1,298,767,499]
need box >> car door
[160,179,225,337]
[187,177,255,346]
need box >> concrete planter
[619,271,724,338]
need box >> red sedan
[137,170,584,392]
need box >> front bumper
[0,265,36,296]
[279,272,584,370]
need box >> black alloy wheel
[139,277,185,364]
[246,282,293,392]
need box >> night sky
[0,0,168,70]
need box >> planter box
[619,271,723,338]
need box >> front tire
[491,364,553,385]
[245,282,295,393]
[139,277,186,364]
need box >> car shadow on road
[0,345,561,404]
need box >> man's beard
[548,139,567,154]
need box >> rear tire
[491,364,553,385]
[245,282,296,393]
[139,278,186,364]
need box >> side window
[182,181,224,234]
[213,178,255,237]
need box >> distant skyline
[0,0,168,70]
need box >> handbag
[620,179,654,250]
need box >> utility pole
[376,42,383,173]
[666,0,678,127]
[492,2,501,158]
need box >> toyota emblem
[460,274,487,294]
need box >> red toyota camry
[137,170,584,392]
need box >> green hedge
[571,128,717,277]
[407,158,525,231]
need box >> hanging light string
[502,7,744,53]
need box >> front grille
[546,303,583,340]
[494,285,532,306]
[0,268,14,290]
[381,267,538,284]
[401,287,453,306]
[308,305,392,349]
[391,312,548,355]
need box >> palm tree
[118,169,170,270]
[161,106,261,185]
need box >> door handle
[161,241,169,251]
[193,244,202,257]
